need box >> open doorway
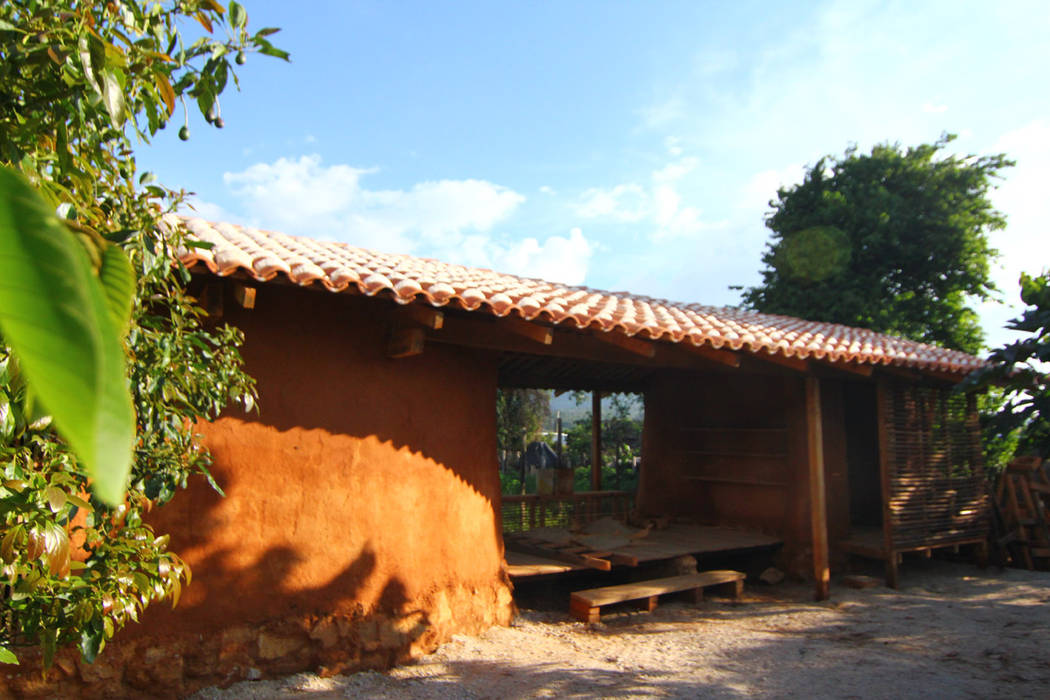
[496,388,643,532]
[843,382,882,530]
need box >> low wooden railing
[501,490,633,533]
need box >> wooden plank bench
[569,569,745,623]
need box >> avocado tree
[0,0,285,668]
[740,135,1011,355]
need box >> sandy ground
[193,560,1050,699]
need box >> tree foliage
[496,389,550,453]
[0,0,282,668]
[960,272,1050,465]
[740,135,1012,355]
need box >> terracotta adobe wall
[637,370,851,577]
[6,282,513,698]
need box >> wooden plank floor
[506,523,781,579]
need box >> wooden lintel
[387,327,425,358]
[805,377,830,601]
[680,343,741,368]
[592,330,656,359]
[233,283,256,309]
[503,316,554,345]
[400,304,444,330]
[750,351,810,373]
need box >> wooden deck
[506,523,781,579]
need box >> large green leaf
[0,167,135,505]
[98,244,135,335]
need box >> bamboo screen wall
[880,382,989,549]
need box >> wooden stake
[806,377,830,601]
[591,391,602,491]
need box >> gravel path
[193,561,1050,699]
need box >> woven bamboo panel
[881,383,989,549]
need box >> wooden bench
[569,569,745,623]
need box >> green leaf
[0,646,17,665]
[41,628,57,670]
[98,244,135,336]
[100,70,126,128]
[0,167,135,506]
[229,1,247,28]
[79,627,102,664]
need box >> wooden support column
[591,391,602,491]
[875,379,899,589]
[805,377,830,601]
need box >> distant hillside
[546,392,643,429]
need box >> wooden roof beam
[748,351,810,373]
[399,303,444,330]
[814,358,874,378]
[590,330,656,359]
[504,316,554,345]
[679,343,741,368]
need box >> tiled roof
[174,216,984,375]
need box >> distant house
[46,216,992,694]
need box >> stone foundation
[2,581,514,699]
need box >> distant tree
[495,389,550,453]
[740,135,1012,355]
[960,272,1050,468]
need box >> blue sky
[139,0,1050,349]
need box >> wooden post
[556,411,563,468]
[806,377,830,601]
[875,380,899,588]
[591,391,602,491]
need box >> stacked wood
[995,456,1050,569]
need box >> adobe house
[7,217,990,695]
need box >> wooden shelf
[682,475,787,487]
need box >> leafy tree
[496,389,550,453]
[960,272,1050,468]
[740,135,1012,355]
[0,0,283,668]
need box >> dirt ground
[192,560,1050,699]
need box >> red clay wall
[7,283,513,698]
[637,370,849,577]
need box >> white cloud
[639,95,686,129]
[222,154,524,253]
[575,183,648,221]
[741,164,807,211]
[538,185,556,195]
[921,102,948,114]
[212,154,595,286]
[573,155,721,240]
[490,227,593,286]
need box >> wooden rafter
[503,316,554,345]
[591,330,656,358]
[679,343,741,368]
